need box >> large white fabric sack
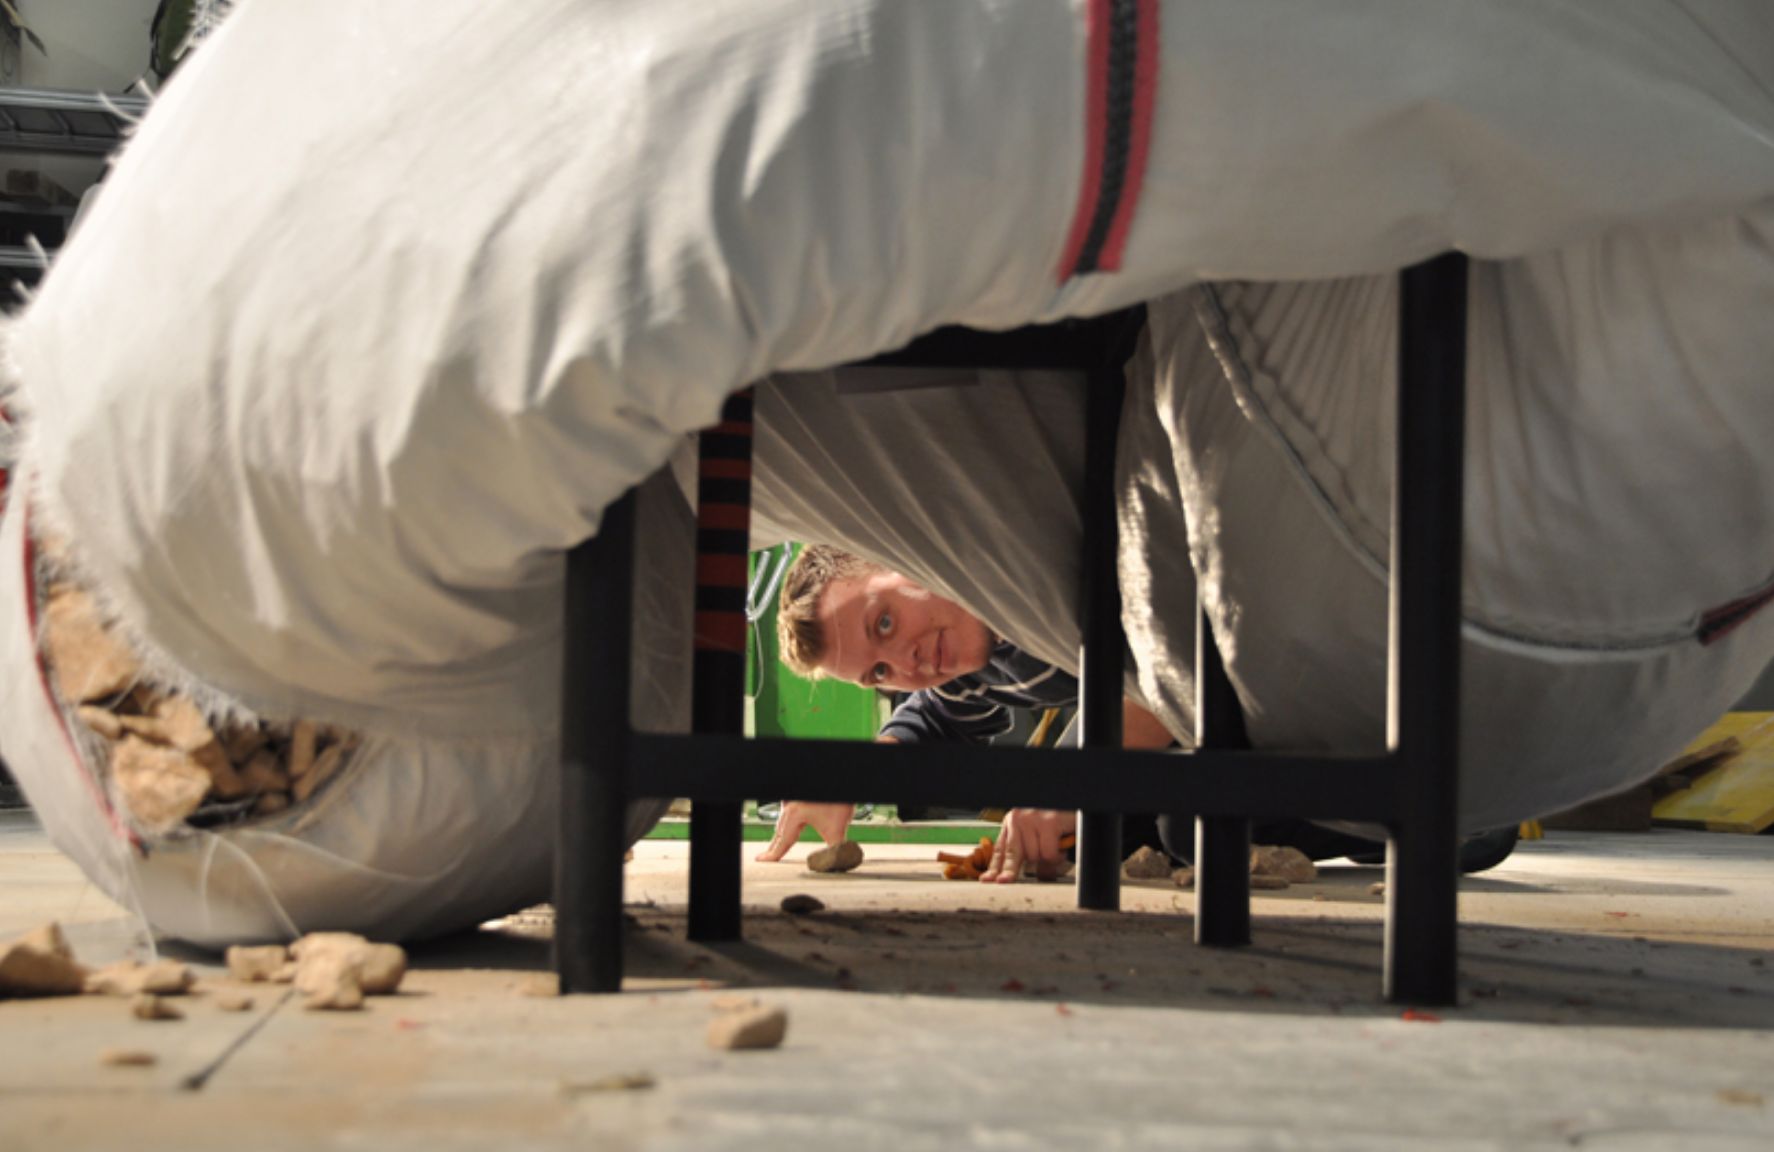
[1,0,1772,942]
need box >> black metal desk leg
[1193,597,1251,947]
[1384,253,1467,1006]
[687,391,754,943]
[1076,812,1122,909]
[1076,344,1129,911]
[555,495,638,993]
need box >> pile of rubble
[0,921,407,1017]
[39,579,359,832]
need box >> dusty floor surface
[2,808,1772,1151]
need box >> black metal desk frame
[557,253,1468,1005]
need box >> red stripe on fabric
[697,504,752,532]
[696,554,750,588]
[706,420,754,439]
[1096,0,1160,271]
[698,458,753,480]
[1053,0,1112,283]
[1699,583,1774,646]
[694,610,747,653]
[21,505,138,847]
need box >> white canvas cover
[0,0,1772,943]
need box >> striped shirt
[878,641,1077,744]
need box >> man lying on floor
[754,546,1519,881]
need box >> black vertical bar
[1385,253,1467,1006]
[688,391,754,943]
[555,493,637,993]
[1076,337,1129,910]
[1193,598,1251,947]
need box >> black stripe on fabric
[695,585,747,613]
[1074,0,1139,275]
[720,392,754,423]
[698,477,752,507]
[699,433,754,461]
[695,528,752,556]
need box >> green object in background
[745,544,887,742]
[648,813,997,845]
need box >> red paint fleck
[1249,986,1275,999]
[1001,978,1026,993]
[394,1019,424,1031]
[1400,1009,1441,1023]
[1055,1003,1073,1017]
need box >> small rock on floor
[707,1005,788,1051]
[132,993,183,1021]
[1251,845,1317,883]
[1122,845,1174,880]
[1171,867,1195,889]
[780,894,825,916]
[99,1048,157,1067]
[807,840,864,874]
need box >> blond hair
[776,545,884,679]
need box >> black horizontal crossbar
[625,732,1401,823]
[861,314,1142,373]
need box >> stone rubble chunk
[43,585,141,703]
[1250,845,1317,883]
[1369,882,1386,897]
[224,725,270,764]
[132,992,184,1020]
[216,992,255,1012]
[252,793,291,817]
[290,933,407,995]
[806,840,864,874]
[139,959,195,995]
[99,1048,157,1067]
[85,958,193,997]
[239,750,289,795]
[117,713,170,743]
[225,944,290,983]
[292,743,346,804]
[706,1005,788,1051]
[271,961,299,984]
[111,736,210,832]
[76,705,124,740]
[299,955,365,1011]
[1171,867,1195,889]
[0,922,89,998]
[286,720,319,779]
[780,894,824,916]
[150,697,217,754]
[1122,845,1174,880]
[20,923,75,960]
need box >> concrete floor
[2,809,1772,1151]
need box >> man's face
[813,570,995,692]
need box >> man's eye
[870,663,889,684]
[877,611,893,637]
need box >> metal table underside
[556,253,1469,1005]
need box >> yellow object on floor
[1651,712,1774,834]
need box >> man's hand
[981,808,1077,883]
[756,801,855,862]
